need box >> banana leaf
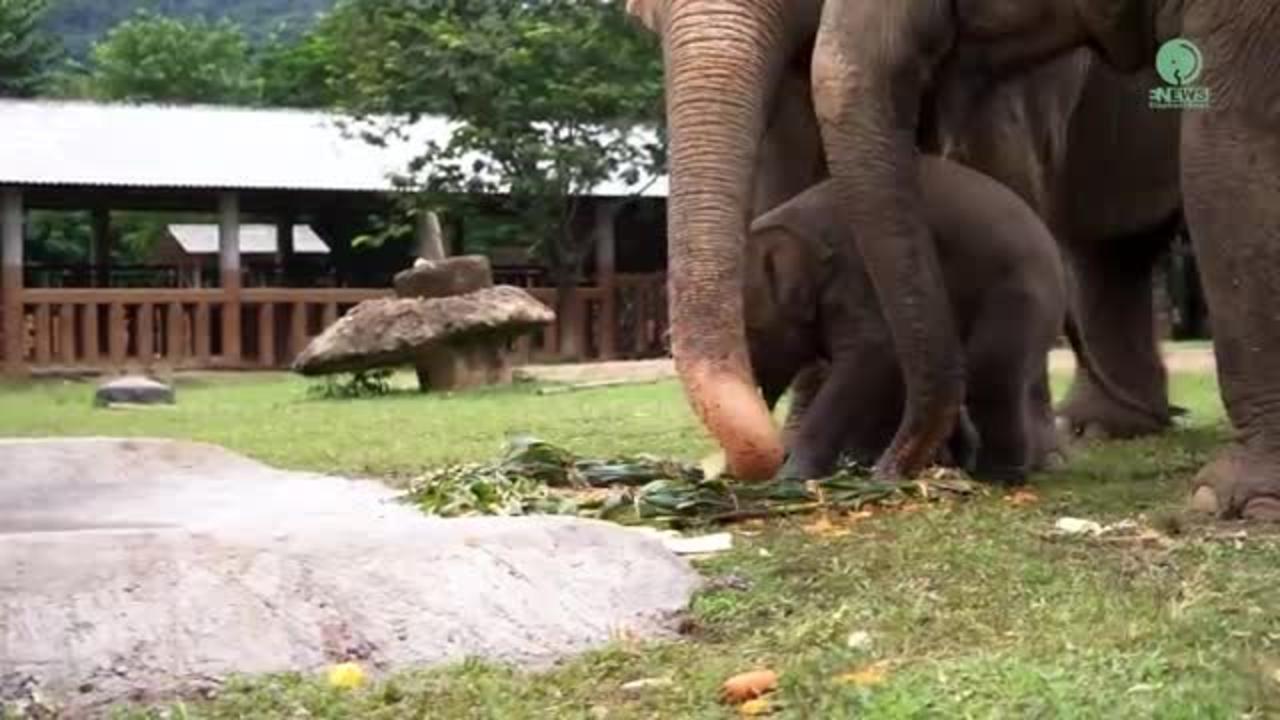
[399,437,984,525]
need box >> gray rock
[394,255,494,300]
[292,285,554,376]
[94,376,174,408]
[0,438,702,715]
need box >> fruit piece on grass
[720,669,779,704]
[835,660,890,687]
[739,697,775,715]
[326,662,366,689]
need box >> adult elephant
[809,1,1278,520]
[629,1,1187,482]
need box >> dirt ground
[516,346,1217,386]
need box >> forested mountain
[44,0,335,57]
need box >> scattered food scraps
[846,631,873,650]
[1005,489,1040,507]
[738,697,775,716]
[802,516,852,538]
[835,661,891,688]
[720,669,778,704]
[1053,517,1105,536]
[400,437,984,526]
[620,677,673,695]
[326,662,366,689]
[625,528,733,555]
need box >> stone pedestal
[415,343,514,392]
[392,256,522,393]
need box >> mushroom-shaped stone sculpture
[291,285,554,391]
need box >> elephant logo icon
[1156,39,1204,87]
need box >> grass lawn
[3,368,1280,718]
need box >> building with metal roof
[163,224,330,256]
[0,99,670,376]
[0,98,668,200]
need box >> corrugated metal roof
[0,99,668,198]
[167,224,329,255]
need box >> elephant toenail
[1242,496,1280,522]
[1189,485,1220,515]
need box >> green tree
[0,0,59,97]
[257,5,357,108]
[75,11,260,104]
[338,0,665,324]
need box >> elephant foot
[776,452,835,482]
[1030,446,1069,473]
[1189,443,1280,521]
[1056,387,1174,441]
[972,462,1029,488]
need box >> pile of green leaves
[306,369,395,400]
[400,436,983,527]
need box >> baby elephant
[744,155,1066,484]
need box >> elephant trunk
[663,1,789,481]
[811,8,967,479]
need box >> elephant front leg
[1182,89,1280,520]
[780,362,829,450]
[1057,231,1176,439]
[779,351,902,481]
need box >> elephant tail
[1061,309,1175,426]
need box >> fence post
[219,192,242,367]
[594,200,622,360]
[1,188,24,377]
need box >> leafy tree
[73,11,260,104]
[257,5,357,108]
[337,0,665,333]
[0,0,59,97]
[43,0,336,60]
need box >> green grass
[0,371,715,483]
[5,369,1280,719]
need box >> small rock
[94,376,174,408]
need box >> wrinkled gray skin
[808,0,1279,520]
[744,158,1065,484]
[630,1,1280,521]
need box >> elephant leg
[1056,227,1175,439]
[965,303,1046,486]
[1027,356,1066,472]
[941,406,980,473]
[779,350,902,481]
[780,362,828,449]
[1183,89,1280,520]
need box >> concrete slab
[0,439,701,715]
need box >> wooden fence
[3,274,668,375]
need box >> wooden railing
[7,274,668,374]
[14,288,389,372]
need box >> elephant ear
[625,0,664,34]
[759,228,819,327]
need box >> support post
[2,188,25,376]
[219,192,242,366]
[415,210,446,261]
[594,200,621,360]
[276,215,295,287]
[90,208,110,287]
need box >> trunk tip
[676,355,784,482]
